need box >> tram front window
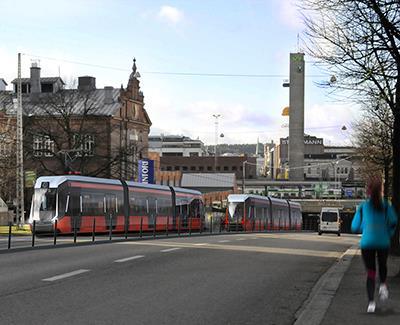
[228,203,243,221]
[30,188,57,222]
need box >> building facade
[0,79,7,91]
[149,135,206,157]
[158,155,257,180]
[268,135,363,185]
[0,59,151,185]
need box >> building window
[199,166,204,171]
[174,166,180,171]
[307,164,311,174]
[232,166,237,171]
[0,134,12,157]
[0,142,11,157]
[33,135,54,157]
[166,166,172,171]
[207,166,212,171]
[189,152,199,157]
[223,166,229,171]
[190,166,196,171]
[73,134,95,156]
[41,83,54,93]
[182,166,188,171]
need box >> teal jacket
[351,199,397,249]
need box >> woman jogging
[351,176,397,313]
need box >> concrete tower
[288,53,305,181]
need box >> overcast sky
[0,0,358,146]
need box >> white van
[318,207,341,236]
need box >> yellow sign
[281,106,289,116]
[25,171,36,188]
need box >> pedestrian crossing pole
[16,52,25,226]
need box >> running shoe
[367,301,376,313]
[379,284,389,301]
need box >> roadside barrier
[1,216,308,252]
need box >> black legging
[361,249,389,301]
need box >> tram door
[147,197,157,229]
[105,194,117,230]
[180,200,189,228]
[69,190,82,231]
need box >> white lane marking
[218,240,230,243]
[42,269,90,282]
[236,238,245,241]
[114,255,144,263]
[193,243,207,246]
[122,241,343,258]
[161,247,182,253]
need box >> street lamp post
[242,160,247,193]
[213,114,221,172]
[335,162,338,199]
[15,53,25,226]
[331,161,337,199]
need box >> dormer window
[14,83,30,94]
[41,83,54,93]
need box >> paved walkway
[321,252,400,324]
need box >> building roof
[181,173,236,188]
[11,77,65,85]
[0,78,7,85]
[0,88,121,116]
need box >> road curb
[293,245,358,325]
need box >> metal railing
[1,215,306,252]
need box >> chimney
[104,86,114,104]
[78,76,96,91]
[30,62,41,96]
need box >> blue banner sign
[345,189,353,198]
[138,159,155,184]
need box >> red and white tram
[29,175,204,234]
[225,194,302,231]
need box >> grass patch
[0,224,31,235]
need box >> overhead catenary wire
[280,156,355,171]
[22,53,328,79]
[159,155,356,188]
[191,124,350,135]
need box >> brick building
[0,59,151,183]
[159,155,257,180]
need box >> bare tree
[0,111,17,206]
[353,98,393,197]
[301,0,400,252]
[23,85,135,178]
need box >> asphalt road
[0,232,358,325]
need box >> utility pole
[242,161,247,193]
[213,114,221,172]
[16,53,25,226]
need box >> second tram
[225,194,302,231]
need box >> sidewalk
[321,252,400,324]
